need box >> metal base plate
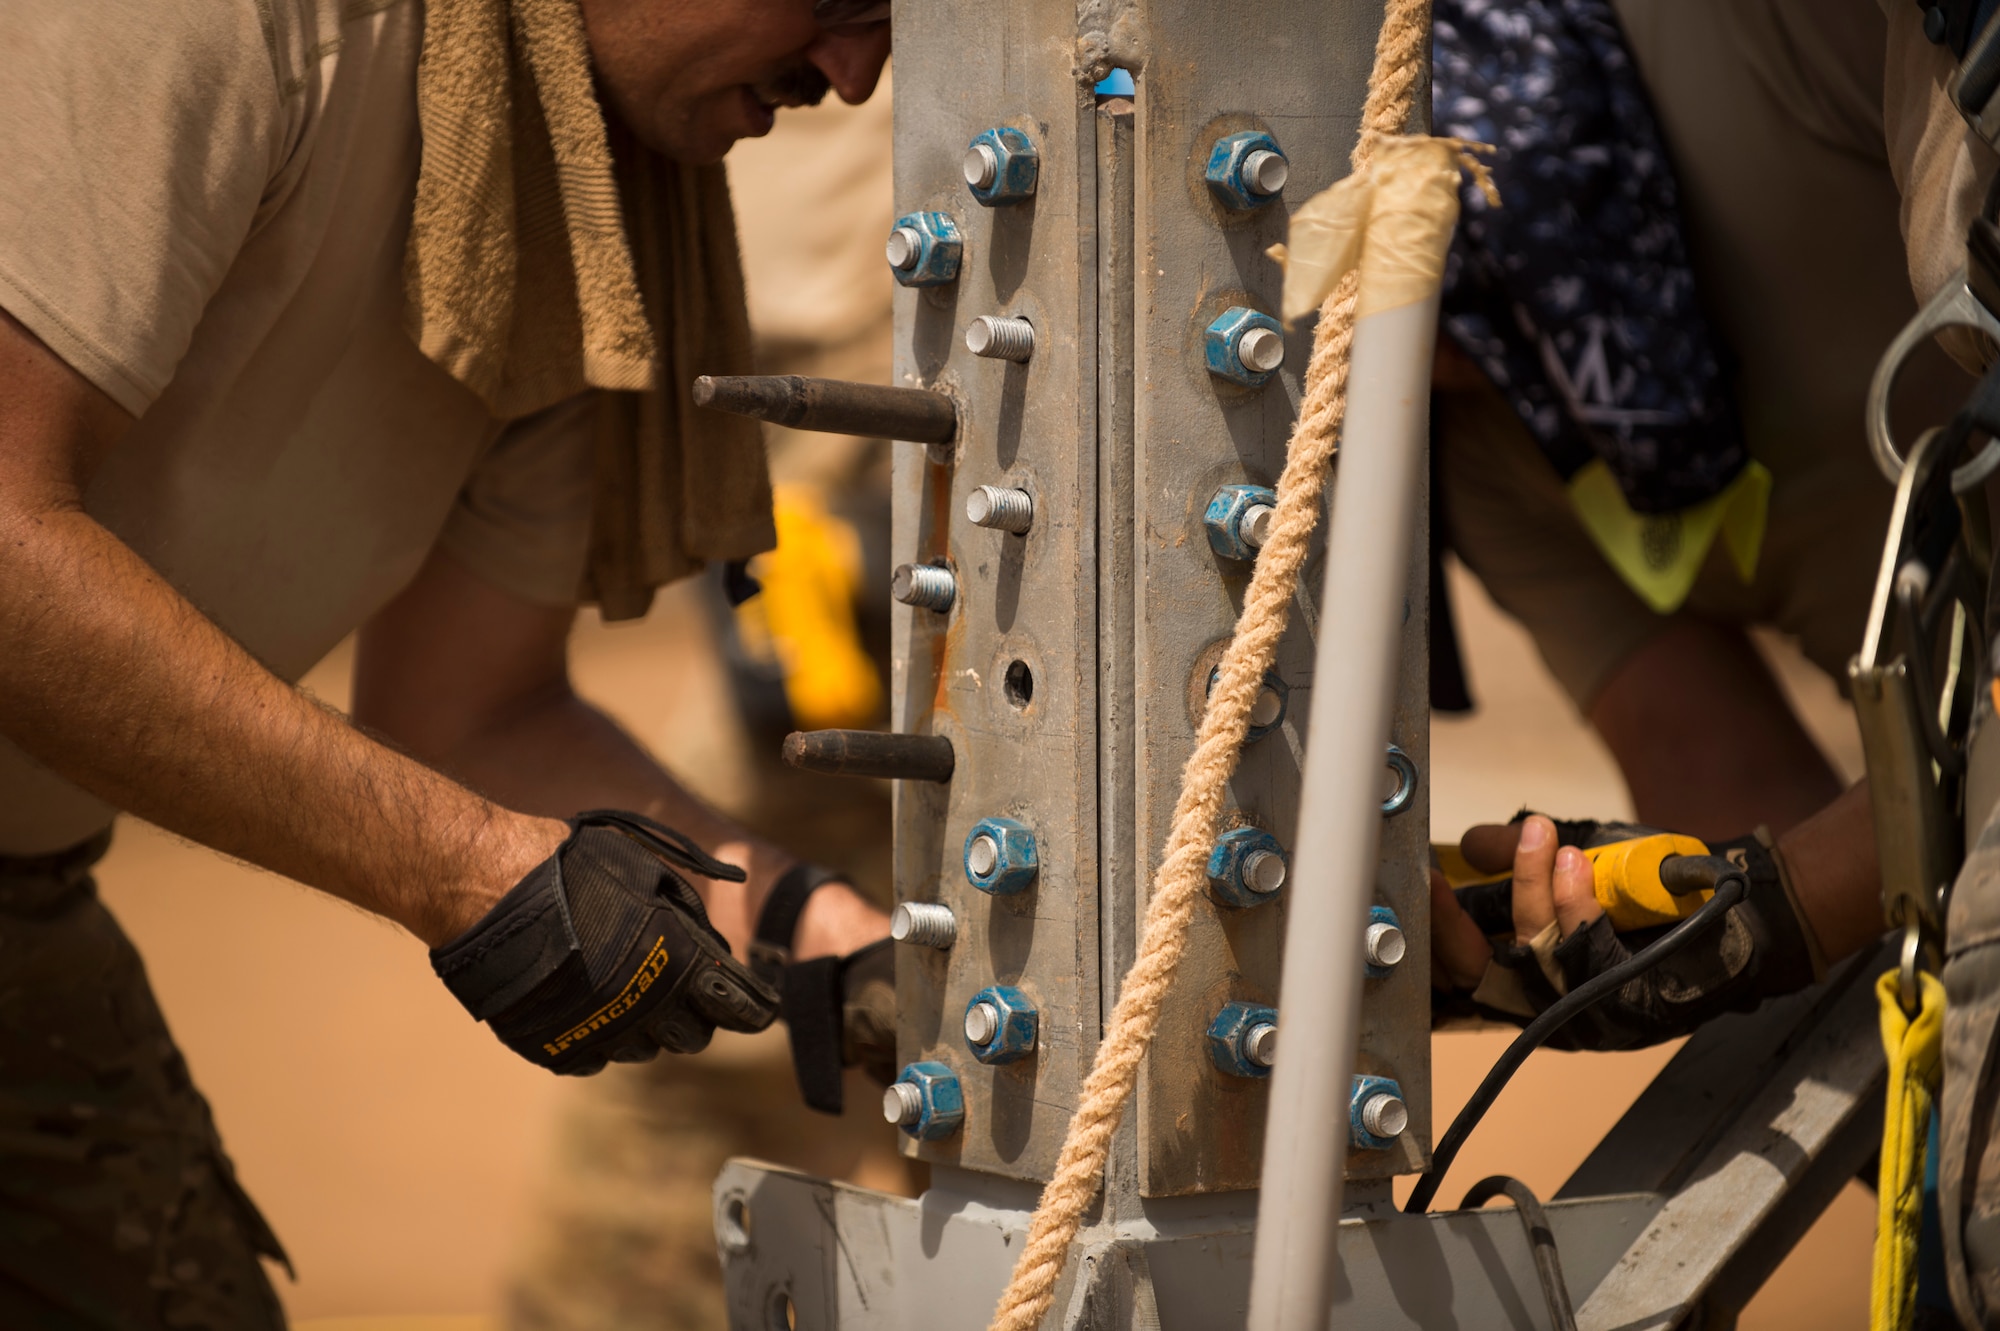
[714,1160,1661,1330]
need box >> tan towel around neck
[405,0,775,620]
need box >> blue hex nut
[1206,827,1288,910]
[963,985,1039,1064]
[1364,905,1407,979]
[1207,665,1290,743]
[885,211,963,288]
[883,1060,966,1140]
[964,817,1039,895]
[1207,1001,1278,1079]
[1205,131,1291,211]
[1204,306,1286,387]
[1349,1074,1409,1150]
[962,127,1040,206]
[1204,483,1278,562]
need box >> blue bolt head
[1207,1000,1278,1079]
[1205,131,1290,211]
[1349,1074,1409,1150]
[963,984,1039,1064]
[963,127,1040,206]
[1207,665,1290,743]
[885,211,963,288]
[1364,905,1407,979]
[1203,483,1279,562]
[1206,827,1288,910]
[964,817,1039,895]
[885,1060,965,1140]
[1204,306,1286,387]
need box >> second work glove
[750,863,898,1115]
[1446,817,1825,1051]
[430,810,780,1076]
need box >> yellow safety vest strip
[1567,458,1771,615]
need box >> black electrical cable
[1459,1175,1576,1331]
[1405,863,1748,1214]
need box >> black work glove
[752,864,897,1114]
[431,810,780,1075]
[1447,816,1823,1052]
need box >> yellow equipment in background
[733,485,883,732]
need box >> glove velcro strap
[431,857,580,1022]
[781,955,849,1115]
[1712,831,1820,996]
[752,863,846,982]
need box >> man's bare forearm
[1776,780,1886,966]
[352,549,887,961]
[0,503,562,943]
[400,688,886,960]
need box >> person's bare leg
[1587,617,1840,840]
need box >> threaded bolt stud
[964,1001,1000,1046]
[966,315,1035,363]
[1365,919,1407,969]
[1242,849,1287,896]
[1249,683,1285,729]
[885,226,923,270]
[890,901,957,949]
[891,563,956,612]
[1360,1090,1408,1139]
[1241,503,1275,549]
[882,1081,923,1126]
[1242,149,1290,196]
[963,143,999,190]
[966,485,1034,533]
[1236,325,1285,374]
[966,833,999,878]
[1245,1021,1278,1068]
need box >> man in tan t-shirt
[0,0,893,1323]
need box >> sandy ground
[93,84,1874,1331]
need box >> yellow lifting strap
[1872,968,1945,1331]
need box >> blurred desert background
[93,82,1874,1330]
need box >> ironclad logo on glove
[429,810,780,1075]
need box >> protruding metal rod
[692,375,957,444]
[890,901,958,949]
[966,315,1036,363]
[891,563,957,612]
[782,729,955,783]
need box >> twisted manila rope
[984,3,1431,1327]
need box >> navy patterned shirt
[1434,0,1746,514]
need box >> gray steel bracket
[714,1159,1662,1330]
[1563,944,1891,1330]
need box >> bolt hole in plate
[1004,658,1034,708]
[766,1288,797,1331]
[717,1193,752,1253]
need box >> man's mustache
[757,63,831,110]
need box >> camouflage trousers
[0,833,288,1330]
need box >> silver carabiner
[1868,266,2000,491]
[1899,916,1927,1018]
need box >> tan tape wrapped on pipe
[1272,135,1488,324]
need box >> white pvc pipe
[1247,292,1440,1331]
